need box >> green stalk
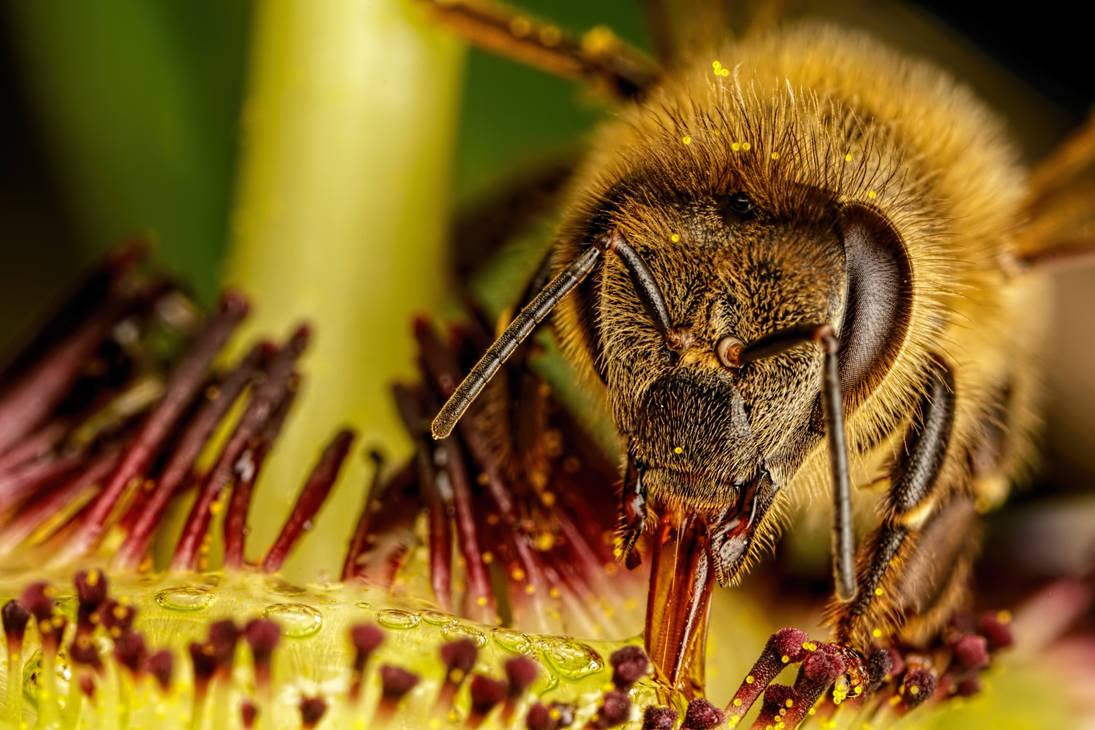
[223,0,464,581]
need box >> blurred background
[0,0,1092,583]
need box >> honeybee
[419,0,1094,714]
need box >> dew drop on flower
[263,603,323,638]
[491,628,534,656]
[154,586,215,612]
[538,637,604,679]
[440,623,487,647]
[376,608,421,630]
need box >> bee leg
[617,455,646,570]
[829,362,959,649]
[414,0,660,100]
[1009,111,1095,272]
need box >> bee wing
[1012,112,1095,272]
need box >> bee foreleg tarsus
[414,0,659,100]
[831,361,957,646]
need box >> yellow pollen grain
[511,567,526,581]
[872,628,883,638]
[742,142,752,151]
[681,136,692,145]
[540,491,556,507]
[781,654,789,663]
[476,473,489,486]
[874,587,884,596]
[670,233,680,242]
[734,698,742,707]
[732,142,741,151]
[867,190,877,199]
[509,16,532,37]
[87,570,100,586]
[539,26,562,46]
[746,675,755,684]
[525,584,536,595]
[771,152,780,160]
[803,641,817,651]
[720,68,730,76]
[550,587,561,599]
[909,686,920,696]
[845,153,853,162]
[482,551,493,564]
[713,60,722,70]
[786,699,794,708]
[449,669,465,683]
[476,597,487,606]
[997,610,1012,624]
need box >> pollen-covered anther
[681,698,724,729]
[951,634,990,670]
[2,598,30,650]
[754,683,796,727]
[74,569,109,633]
[978,610,1015,651]
[609,645,649,689]
[725,627,810,717]
[642,705,679,729]
[779,643,848,727]
[590,689,630,728]
[899,667,937,709]
[240,699,258,729]
[468,674,508,727]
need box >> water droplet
[421,610,457,627]
[376,609,421,630]
[538,637,603,679]
[492,628,534,655]
[155,586,215,612]
[355,601,374,612]
[441,623,486,647]
[264,603,323,638]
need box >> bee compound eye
[716,335,744,370]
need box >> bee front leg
[829,362,959,649]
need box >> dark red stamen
[394,383,454,611]
[725,627,809,717]
[341,450,389,581]
[525,703,555,730]
[0,449,86,513]
[900,667,936,709]
[0,419,69,475]
[148,649,173,691]
[113,631,147,676]
[223,377,297,568]
[240,699,257,729]
[299,696,327,729]
[753,684,795,728]
[681,698,724,730]
[2,599,30,650]
[172,325,309,570]
[68,291,250,560]
[780,643,847,727]
[74,569,109,635]
[642,706,678,730]
[98,599,137,638]
[441,437,495,622]
[468,674,508,727]
[978,611,1015,651]
[437,638,478,710]
[245,618,281,691]
[609,645,649,689]
[376,665,420,722]
[504,655,538,696]
[349,623,384,702]
[261,427,355,573]
[590,689,630,728]
[69,635,103,672]
[952,634,989,670]
[118,341,270,569]
[19,582,54,621]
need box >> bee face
[590,186,848,512]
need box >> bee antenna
[430,240,606,439]
[735,323,857,602]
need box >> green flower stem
[223,0,464,582]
